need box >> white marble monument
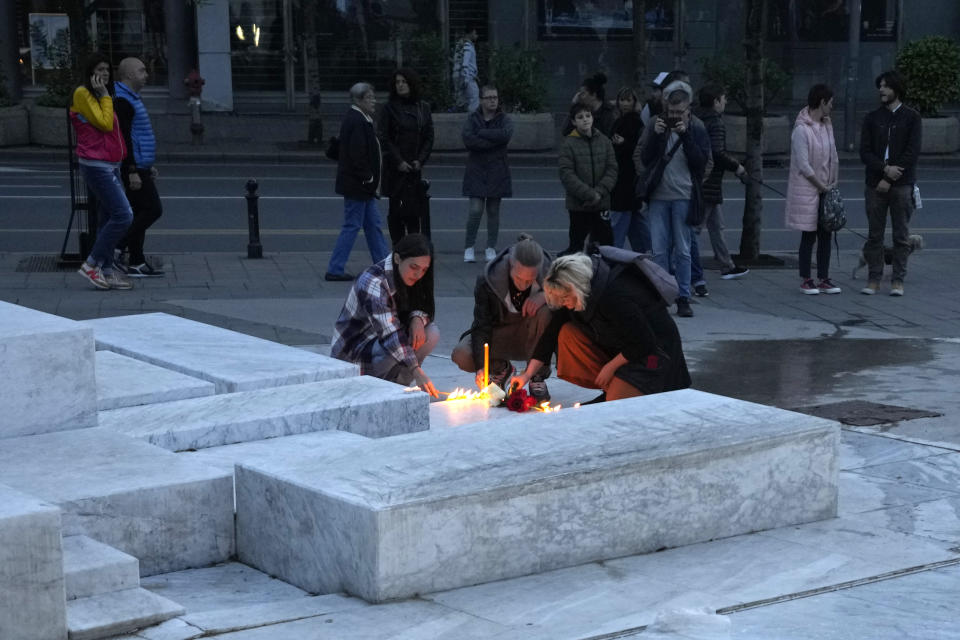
[235,390,840,602]
[0,300,97,438]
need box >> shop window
[538,0,674,42]
[768,0,898,42]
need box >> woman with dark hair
[609,86,647,251]
[563,71,616,137]
[785,83,841,295]
[70,53,133,290]
[378,68,435,244]
[330,233,440,397]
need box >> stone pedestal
[0,484,67,640]
[236,390,839,602]
[0,301,97,438]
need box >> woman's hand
[876,179,891,193]
[509,371,531,394]
[595,354,627,389]
[522,292,546,318]
[413,367,439,398]
[474,369,486,390]
[587,190,602,206]
[409,316,426,351]
[91,74,108,98]
[398,160,413,173]
[612,133,624,145]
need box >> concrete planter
[28,104,70,147]
[0,104,30,146]
[432,112,556,152]
[920,116,959,153]
[725,114,791,155]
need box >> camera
[664,116,680,130]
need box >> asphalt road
[2,160,958,255]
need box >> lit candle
[483,342,489,389]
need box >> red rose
[505,388,531,412]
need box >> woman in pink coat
[785,84,840,294]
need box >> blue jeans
[328,197,389,275]
[690,231,704,286]
[81,164,132,271]
[648,199,692,299]
[610,210,651,253]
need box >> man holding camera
[634,80,711,318]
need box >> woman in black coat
[378,68,434,244]
[511,251,691,403]
[608,86,647,251]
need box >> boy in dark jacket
[693,84,749,285]
[326,82,390,281]
[859,70,922,297]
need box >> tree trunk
[302,0,323,145]
[739,0,767,262]
[632,0,647,88]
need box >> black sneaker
[694,283,709,297]
[582,392,606,405]
[127,262,165,278]
[528,378,550,403]
[489,362,515,392]
[720,266,749,279]
[676,297,694,317]
[324,272,355,282]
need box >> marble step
[0,484,67,640]
[98,375,429,452]
[82,312,358,393]
[62,535,140,601]
[0,428,234,576]
[66,587,185,640]
[236,389,840,603]
[95,350,216,411]
[0,300,97,438]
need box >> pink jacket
[784,107,838,232]
[69,87,126,164]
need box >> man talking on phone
[634,80,711,318]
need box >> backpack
[594,244,679,303]
[818,187,846,232]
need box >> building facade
[1,0,958,115]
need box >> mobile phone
[665,116,680,130]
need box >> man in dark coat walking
[461,85,514,263]
[325,82,390,282]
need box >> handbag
[818,187,846,232]
[635,137,683,205]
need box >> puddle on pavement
[690,338,934,409]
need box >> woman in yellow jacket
[71,53,134,290]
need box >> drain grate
[791,400,942,427]
[16,255,78,273]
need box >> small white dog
[851,234,924,279]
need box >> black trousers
[563,209,614,254]
[387,195,423,245]
[119,169,163,264]
[798,227,832,280]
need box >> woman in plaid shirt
[330,234,440,397]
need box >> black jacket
[533,255,691,395]
[462,109,513,198]
[860,104,922,188]
[609,111,643,211]
[696,108,741,205]
[335,106,381,200]
[378,99,433,198]
[461,245,552,367]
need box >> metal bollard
[245,179,263,259]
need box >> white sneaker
[485,247,496,262]
[464,248,475,263]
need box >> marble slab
[0,300,97,438]
[96,350,216,411]
[66,587,185,640]
[0,428,234,575]
[182,431,370,477]
[99,376,428,451]
[62,535,140,600]
[83,312,358,393]
[236,389,840,602]
[0,483,67,640]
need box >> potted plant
[29,62,75,147]
[0,71,30,147]
[699,54,791,154]
[895,35,960,153]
